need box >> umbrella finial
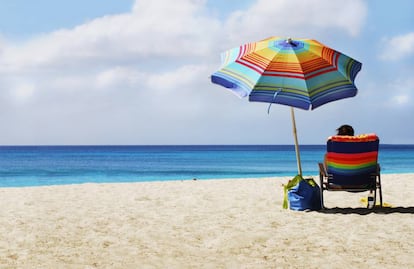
[286,37,297,47]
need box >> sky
[0,0,413,145]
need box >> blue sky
[0,0,413,145]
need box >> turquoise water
[0,145,413,187]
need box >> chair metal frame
[318,135,383,209]
[319,163,382,209]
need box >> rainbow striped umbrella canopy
[211,37,362,176]
[211,36,362,110]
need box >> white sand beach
[1,174,413,268]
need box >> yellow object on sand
[360,197,392,207]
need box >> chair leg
[376,164,383,208]
[319,172,325,209]
[378,174,383,207]
[320,188,325,209]
[372,190,376,209]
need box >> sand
[1,173,413,268]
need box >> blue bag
[283,175,321,211]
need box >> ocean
[0,145,413,187]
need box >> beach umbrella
[211,36,362,176]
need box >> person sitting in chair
[336,124,354,136]
[324,124,354,166]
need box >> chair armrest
[318,162,327,177]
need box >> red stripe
[327,152,378,165]
[243,53,271,70]
[231,45,342,79]
[235,59,264,74]
[304,67,337,79]
[262,73,307,79]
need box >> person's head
[337,124,354,136]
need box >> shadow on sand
[318,207,414,215]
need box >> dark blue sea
[0,145,413,187]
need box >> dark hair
[337,124,354,136]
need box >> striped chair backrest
[325,134,379,186]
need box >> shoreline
[2,171,414,189]
[1,174,413,268]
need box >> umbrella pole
[290,107,303,176]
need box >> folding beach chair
[318,134,383,209]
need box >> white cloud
[0,0,368,75]
[96,66,143,89]
[391,95,410,105]
[11,83,36,104]
[386,77,414,107]
[379,32,414,61]
[4,0,412,145]
[3,2,362,73]
[223,0,367,44]
[0,0,221,74]
[146,64,209,91]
